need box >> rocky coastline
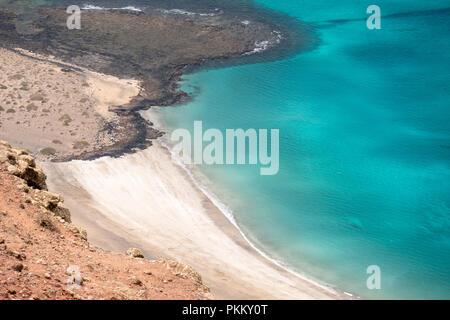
[0,6,302,161]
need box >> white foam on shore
[157,8,222,17]
[144,109,346,298]
[244,30,283,55]
[81,5,103,10]
[82,4,143,12]
[81,5,225,16]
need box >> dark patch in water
[313,7,450,27]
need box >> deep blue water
[153,1,450,299]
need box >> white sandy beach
[42,140,345,299]
[2,48,344,299]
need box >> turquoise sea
[153,0,450,299]
[27,0,449,299]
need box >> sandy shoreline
[42,139,346,299]
[0,12,346,299]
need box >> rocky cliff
[0,141,211,300]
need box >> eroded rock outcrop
[126,248,144,259]
[0,141,47,190]
[158,258,204,285]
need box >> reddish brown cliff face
[0,141,212,300]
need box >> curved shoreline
[42,138,349,299]
[0,4,314,162]
[146,108,355,299]
[157,135,346,298]
[0,3,348,299]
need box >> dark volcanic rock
[1,8,279,105]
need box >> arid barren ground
[0,48,142,161]
[0,141,211,300]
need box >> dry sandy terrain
[0,48,139,161]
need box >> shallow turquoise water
[154,0,450,299]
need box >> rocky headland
[0,6,296,161]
